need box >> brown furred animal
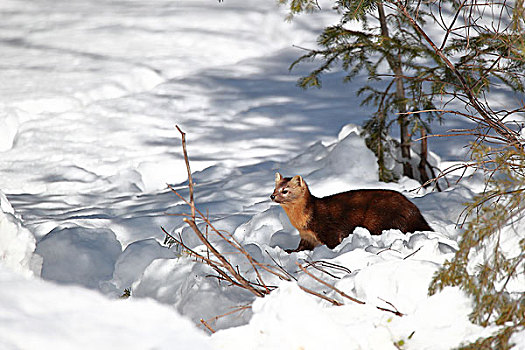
[270,173,432,252]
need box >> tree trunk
[418,127,442,191]
[377,2,413,179]
[418,127,430,184]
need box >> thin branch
[298,284,343,306]
[297,263,365,305]
[176,125,196,220]
[404,246,423,260]
[376,297,405,317]
[199,304,252,334]
[200,319,216,334]
[440,0,469,50]
[303,260,352,279]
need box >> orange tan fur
[270,173,433,252]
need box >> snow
[212,282,490,350]
[0,265,213,350]
[0,0,523,349]
[0,190,41,277]
[35,225,122,289]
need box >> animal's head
[270,173,308,205]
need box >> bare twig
[403,246,423,260]
[297,263,365,305]
[264,250,297,281]
[376,246,403,256]
[377,297,405,317]
[200,319,216,334]
[298,285,343,306]
[199,304,252,334]
[171,125,290,298]
[298,263,406,317]
[176,126,196,220]
[303,260,352,279]
[183,208,266,297]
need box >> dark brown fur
[271,173,432,252]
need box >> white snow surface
[0,264,213,350]
[0,0,524,349]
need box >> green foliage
[362,110,399,182]
[120,288,131,299]
[429,146,525,349]
[459,324,524,350]
[277,0,320,20]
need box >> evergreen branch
[390,0,525,152]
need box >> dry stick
[169,182,279,291]
[403,246,423,260]
[305,260,352,274]
[265,250,296,281]
[169,182,280,293]
[297,263,365,305]
[200,319,216,334]
[200,304,252,334]
[190,202,274,289]
[176,125,196,220]
[306,263,341,280]
[161,227,247,290]
[206,273,278,291]
[377,297,404,317]
[164,229,269,295]
[253,261,293,282]
[174,126,267,297]
[208,304,252,323]
[223,229,272,294]
[303,260,352,279]
[376,246,402,256]
[299,264,405,317]
[205,209,210,261]
[298,285,343,306]
[184,217,266,297]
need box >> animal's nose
[270,194,275,201]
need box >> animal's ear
[275,172,283,184]
[290,175,305,188]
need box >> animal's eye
[282,189,288,194]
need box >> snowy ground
[0,0,524,349]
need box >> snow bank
[35,225,121,289]
[133,257,255,330]
[212,282,490,350]
[279,125,379,194]
[212,281,382,350]
[0,265,213,350]
[0,105,18,152]
[106,238,177,294]
[0,190,41,276]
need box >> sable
[271,173,432,252]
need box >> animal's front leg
[285,237,317,253]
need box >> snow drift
[0,190,41,277]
